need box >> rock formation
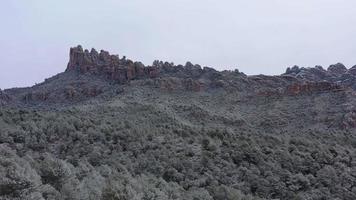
[285,81,343,95]
[66,45,159,83]
[284,63,356,90]
[327,63,348,75]
[66,46,219,87]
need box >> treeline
[1,108,356,199]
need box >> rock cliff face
[65,45,232,91]
[66,45,159,83]
[256,81,345,97]
[284,63,356,90]
[285,81,344,95]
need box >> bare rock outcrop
[66,45,158,84]
[284,63,356,90]
[66,46,226,84]
[285,81,343,95]
[65,45,229,93]
[327,63,348,75]
[349,65,356,76]
[256,81,344,97]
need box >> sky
[1,0,356,89]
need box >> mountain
[0,46,356,200]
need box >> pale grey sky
[1,0,356,89]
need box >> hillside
[1,46,356,200]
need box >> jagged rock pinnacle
[65,45,223,86]
[66,45,159,83]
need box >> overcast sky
[1,0,356,89]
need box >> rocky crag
[65,45,238,92]
[284,63,356,90]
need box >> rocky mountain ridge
[1,45,356,106]
[65,45,240,92]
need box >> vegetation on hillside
[1,86,356,199]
